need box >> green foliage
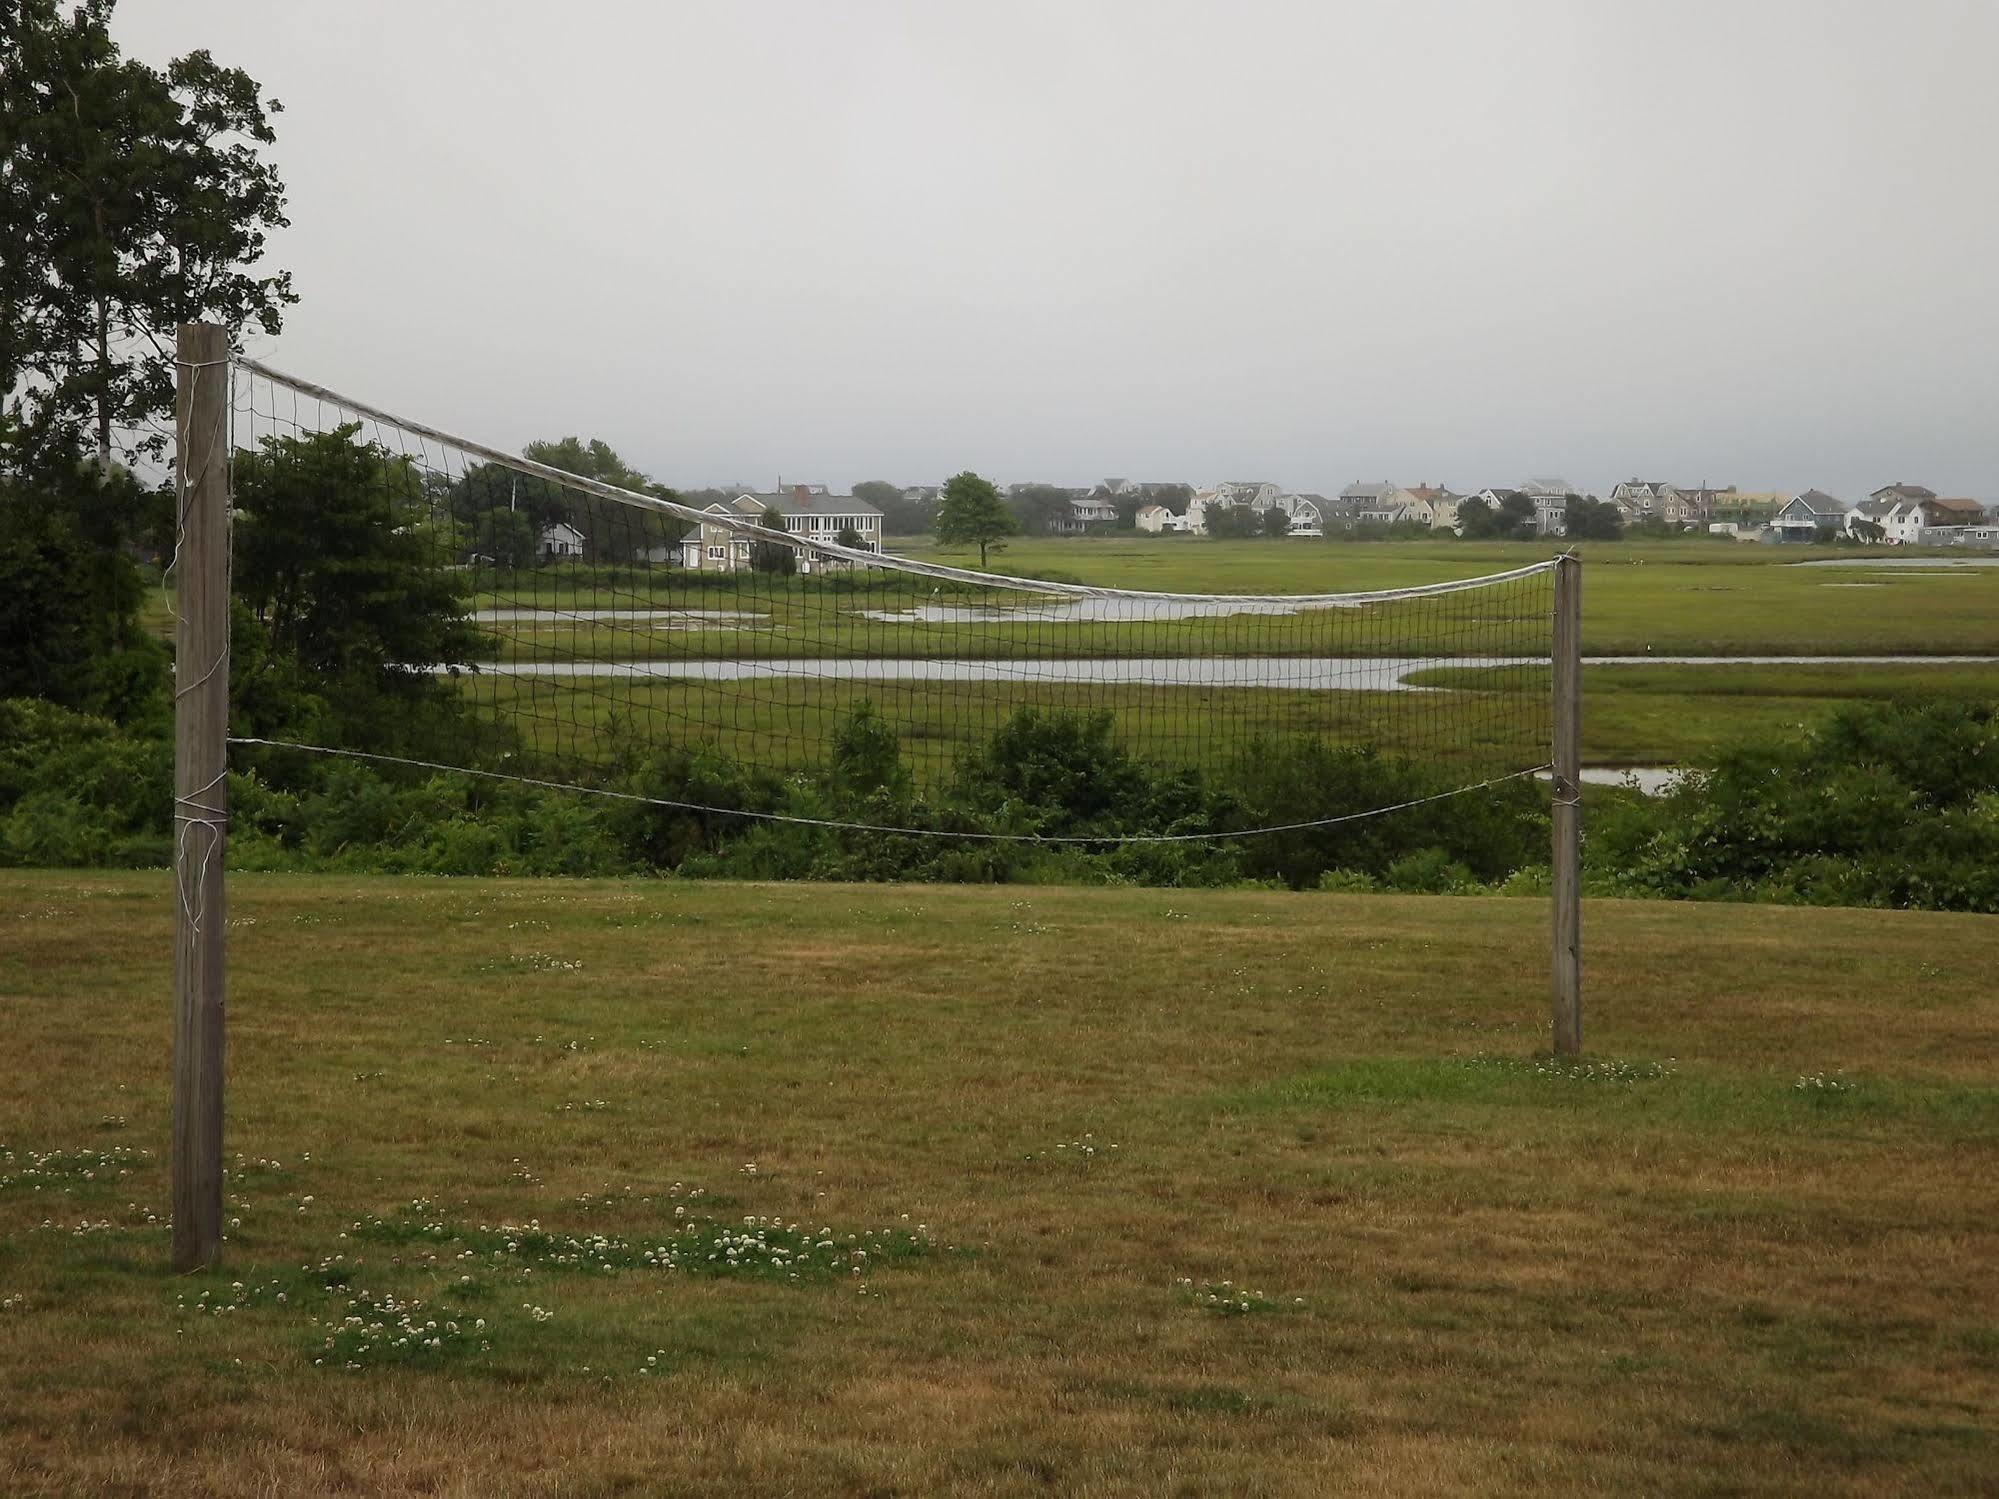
[0,699,171,867]
[1260,507,1292,539]
[448,440,682,565]
[230,426,494,756]
[1589,700,1999,911]
[1203,504,1259,540]
[1458,494,1537,540]
[1223,739,1544,891]
[0,0,293,475]
[750,507,796,575]
[0,467,168,727]
[935,471,1016,566]
[1006,484,1080,537]
[852,480,930,535]
[1564,497,1626,541]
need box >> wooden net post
[1551,553,1582,1056]
[171,323,230,1272]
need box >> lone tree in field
[936,470,1016,567]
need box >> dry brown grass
[1,872,1994,1495]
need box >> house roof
[1872,482,1937,502]
[1341,481,1398,501]
[1518,478,1582,500]
[1851,498,1901,520]
[1928,497,1985,519]
[731,490,883,518]
[1792,489,1849,516]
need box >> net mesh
[223,359,1555,839]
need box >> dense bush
[12,692,1998,910]
[0,697,1547,892]
[1587,700,1999,911]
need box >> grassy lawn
[2,872,1994,1494]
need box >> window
[708,545,726,561]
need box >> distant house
[1610,480,1677,521]
[1870,482,1938,507]
[1341,481,1427,527]
[1187,481,1319,536]
[538,521,585,560]
[677,486,883,572]
[1770,489,1849,542]
[1610,479,1730,529]
[1845,497,1904,541]
[676,502,753,572]
[1923,497,1986,528]
[1671,486,1732,526]
[1467,487,1526,524]
[1955,525,1999,550]
[1134,503,1193,534]
[1710,492,1789,530]
[1065,493,1121,531]
[736,485,883,563]
[1519,478,1584,536]
[1284,494,1328,537]
[1340,481,1402,525]
[1406,483,1461,533]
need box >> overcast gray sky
[119,0,1998,500]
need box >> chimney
[793,483,810,507]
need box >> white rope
[230,354,1556,608]
[226,738,1552,845]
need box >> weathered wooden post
[1551,553,1582,1056]
[172,322,230,1271]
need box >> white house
[537,521,585,560]
[1846,498,1907,542]
[1135,503,1193,534]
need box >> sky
[117,0,1999,501]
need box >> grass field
[473,660,1999,781]
[3,872,1995,1494]
[890,537,1999,657]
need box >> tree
[1005,483,1079,537]
[1204,502,1258,539]
[452,438,682,566]
[1260,507,1291,538]
[0,467,168,723]
[935,470,1016,567]
[1,0,295,477]
[835,524,863,550]
[1850,518,1885,544]
[231,425,491,750]
[472,507,537,569]
[853,480,932,535]
[1563,497,1626,541]
[1458,493,1537,540]
[750,507,796,574]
